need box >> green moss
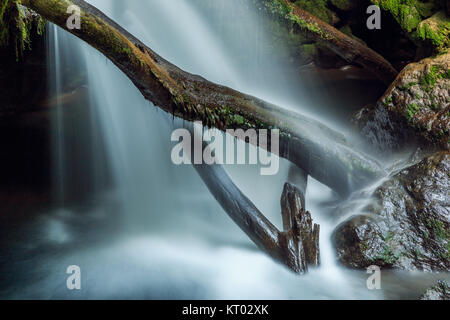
[371,0,421,31]
[401,81,417,90]
[406,102,419,120]
[261,0,331,40]
[300,43,317,59]
[425,217,450,241]
[36,16,46,36]
[415,11,450,52]
[374,232,402,265]
[371,1,447,51]
[442,69,450,79]
[400,4,422,32]
[233,114,245,125]
[294,0,333,25]
[0,0,45,61]
[419,64,448,92]
[382,95,393,106]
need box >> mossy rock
[378,52,450,149]
[0,0,45,61]
[420,280,450,300]
[415,11,450,52]
[293,0,339,25]
[370,1,448,52]
[333,151,450,271]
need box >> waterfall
[9,0,396,299]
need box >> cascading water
[1,0,443,300]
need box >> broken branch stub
[279,183,320,273]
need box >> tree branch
[256,0,398,85]
[20,0,386,197]
[195,161,319,273]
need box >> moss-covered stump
[333,151,450,272]
[420,280,450,300]
[354,52,449,152]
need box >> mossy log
[20,0,386,197]
[256,0,399,85]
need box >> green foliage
[0,0,46,61]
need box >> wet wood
[20,0,387,197]
[195,161,320,273]
[257,0,398,85]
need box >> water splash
[10,0,433,299]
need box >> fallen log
[195,160,320,273]
[255,0,398,85]
[20,0,386,196]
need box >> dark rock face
[420,280,450,300]
[333,151,450,271]
[0,23,47,117]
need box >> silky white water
[4,0,442,300]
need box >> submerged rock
[420,280,450,300]
[333,151,449,271]
[355,52,450,152]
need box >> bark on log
[280,183,320,271]
[287,164,308,209]
[255,0,398,85]
[195,160,320,273]
[20,0,386,197]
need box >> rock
[0,8,47,117]
[416,11,450,52]
[356,52,450,152]
[420,280,450,300]
[333,151,450,272]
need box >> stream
[0,0,446,300]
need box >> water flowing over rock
[333,151,449,272]
[420,280,450,300]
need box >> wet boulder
[333,151,449,271]
[354,52,450,152]
[420,280,450,300]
